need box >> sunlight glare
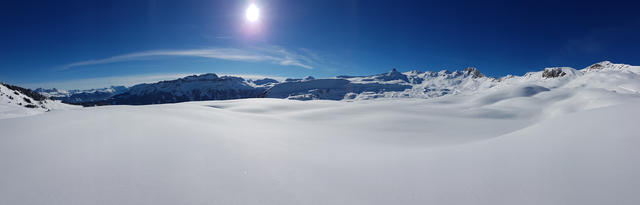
[246,3,260,23]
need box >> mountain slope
[0,98,638,204]
[0,83,74,119]
[105,74,273,105]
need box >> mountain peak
[182,73,219,81]
[377,68,408,82]
[542,68,567,78]
[585,61,611,70]
[463,67,484,78]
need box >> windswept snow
[1,96,639,204]
[1,61,640,204]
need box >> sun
[246,3,260,23]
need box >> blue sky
[1,0,639,89]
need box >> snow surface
[1,61,640,204]
[1,99,640,204]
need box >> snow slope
[1,61,639,204]
[1,94,639,204]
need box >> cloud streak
[61,47,318,70]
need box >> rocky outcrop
[464,67,484,78]
[542,68,567,78]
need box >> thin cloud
[60,47,317,70]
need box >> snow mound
[476,85,550,105]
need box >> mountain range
[31,61,639,106]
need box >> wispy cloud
[60,47,319,70]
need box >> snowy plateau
[1,61,640,204]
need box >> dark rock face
[542,68,567,78]
[585,61,611,70]
[251,78,279,85]
[376,68,409,82]
[587,64,604,70]
[464,67,484,78]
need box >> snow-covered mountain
[265,61,640,101]
[105,74,276,105]
[36,86,128,103]
[35,86,128,104]
[23,60,640,107]
[1,83,74,119]
[265,67,491,100]
[66,61,638,106]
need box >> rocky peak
[377,68,408,82]
[584,61,613,70]
[182,73,219,81]
[542,68,567,78]
[437,70,451,76]
[463,67,484,78]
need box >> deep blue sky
[1,0,639,89]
